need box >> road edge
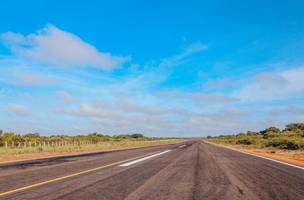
[203,140,304,170]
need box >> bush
[260,127,281,134]
[284,123,304,132]
[236,138,253,145]
[266,139,299,150]
[262,132,280,139]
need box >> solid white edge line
[206,142,304,170]
[119,150,172,167]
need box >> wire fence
[0,139,178,149]
[0,141,107,149]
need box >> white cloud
[192,93,238,104]
[184,41,208,54]
[56,91,75,104]
[17,92,33,99]
[56,103,173,130]
[159,41,207,68]
[236,67,304,101]
[119,101,186,115]
[7,103,31,115]
[1,24,130,69]
[156,90,238,105]
[204,78,234,90]
[15,71,54,86]
[255,72,288,89]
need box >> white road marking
[119,150,172,167]
[178,145,186,148]
[206,142,304,170]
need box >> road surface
[0,141,303,200]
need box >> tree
[130,133,144,138]
[260,127,280,135]
[284,123,304,132]
[246,131,258,136]
[2,132,16,143]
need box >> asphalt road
[0,141,303,200]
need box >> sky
[0,0,304,137]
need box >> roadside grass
[0,139,185,156]
[205,135,304,150]
[205,123,304,152]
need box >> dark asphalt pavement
[0,141,303,200]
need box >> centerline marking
[119,150,172,167]
[0,150,169,197]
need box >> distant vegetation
[0,131,183,156]
[206,123,304,150]
[0,131,175,146]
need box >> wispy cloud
[236,67,304,101]
[1,24,130,69]
[203,78,234,90]
[7,103,31,115]
[56,90,75,104]
[15,71,55,86]
[192,93,238,104]
[157,90,238,105]
[159,41,207,68]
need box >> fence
[0,141,107,149]
[0,140,175,149]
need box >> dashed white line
[178,145,186,148]
[119,150,172,167]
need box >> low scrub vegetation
[206,123,304,150]
[0,130,183,155]
[0,131,178,146]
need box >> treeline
[206,123,304,150]
[0,130,174,147]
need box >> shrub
[236,138,253,145]
[266,139,299,150]
[262,132,280,139]
[260,126,280,135]
[284,123,304,132]
[246,131,258,136]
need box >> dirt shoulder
[204,141,304,167]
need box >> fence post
[5,142,7,149]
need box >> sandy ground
[241,148,304,167]
[206,141,304,167]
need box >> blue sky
[0,0,304,136]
